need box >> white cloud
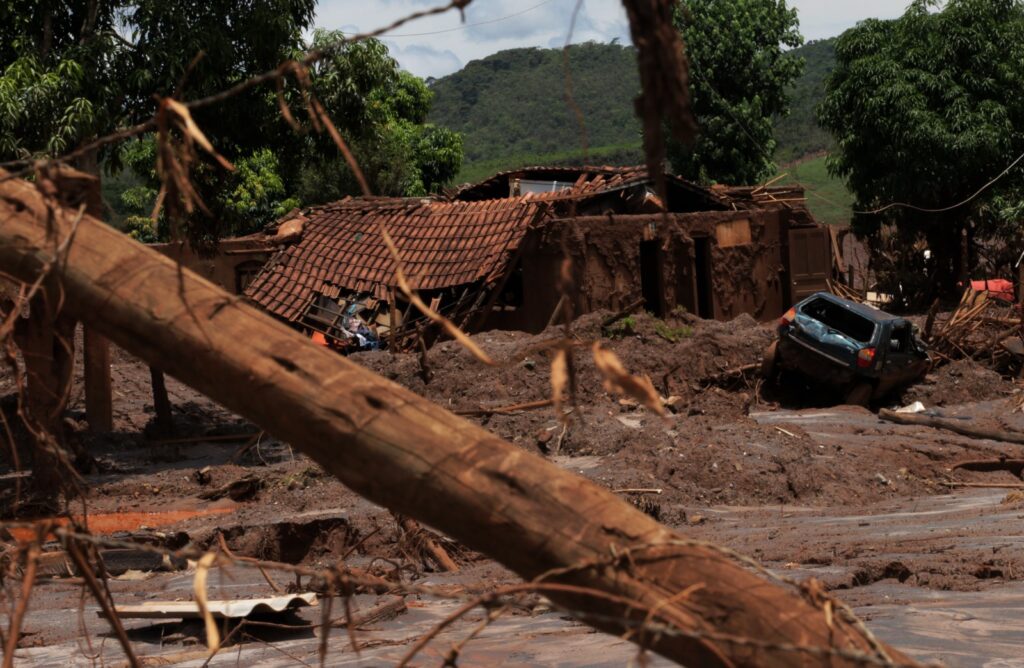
[314,0,915,78]
[788,0,908,40]
[385,42,463,78]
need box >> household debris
[927,287,1024,373]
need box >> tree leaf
[591,342,664,415]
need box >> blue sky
[314,0,910,78]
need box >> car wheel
[845,382,873,407]
[761,341,779,380]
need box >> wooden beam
[149,367,174,436]
[0,170,914,667]
[879,408,1024,445]
[83,325,113,432]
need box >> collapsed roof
[245,196,548,323]
[243,165,815,348]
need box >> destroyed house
[242,166,834,350]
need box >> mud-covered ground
[4,310,1024,666]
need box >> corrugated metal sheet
[111,593,318,619]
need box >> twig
[65,539,140,668]
[2,541,39,668]
[601,298,646,329]
[454,399,553,416]
[612,488,663,495]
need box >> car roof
[801,292,903,323]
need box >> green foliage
[818,0,1024,301]
[292,31,464,202]
[220,148,299,235]
[0,47,101,159]
[1,6,463,246]
[654,320,693,343]
[772,38,836,163]
[415,125,463,193]
[427,42,643,179]
[669,0,804,185]
[123,215,159,243]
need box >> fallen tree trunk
[953,459,1024,477]
[0,171,914,667]
[879,408,1024,446]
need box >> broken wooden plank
[0,170,914,668]
[952,459,1024,477]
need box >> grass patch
[604,315,637,338]
[773,154,854,226]
[654,321,693,343]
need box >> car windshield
[800,298,876,344]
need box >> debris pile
[927,288,1023,374]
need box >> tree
[0,1,316,167]
[293,32,463,203]
[1,7,464,244]
[818,0,1024,304]
[668,0,803,184]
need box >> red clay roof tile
[245,197,546,322]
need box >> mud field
[4,310,1024,666]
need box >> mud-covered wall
[150,239,275,295]
[479,209,792,333]
[515,211,787,329]
[710,211,786,321]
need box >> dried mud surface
[3,310,1024,666]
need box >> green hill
[430,38,851,224]
[427,42,643,181]
[773,38,837,163]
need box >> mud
[3,310,1024,665]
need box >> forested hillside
[427,42,643,182]
[430,39,838,182]
[773,38,837,163]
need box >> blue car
[762,292,930,406]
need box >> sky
[314,0,911,79]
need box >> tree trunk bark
[16,290,76,495]
[0,170,915,667]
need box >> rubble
[927,287,1024,373]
